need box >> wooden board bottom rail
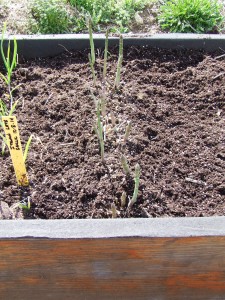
[0,237,225,300]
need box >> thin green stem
[88,53,96,86]
[103,29,109,82]
[114,35,123,89]
[96,100,104,162]
[88,18,95,65]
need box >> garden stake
[0,99,18,155]
[2,116,29,186]
[128,163,141,208]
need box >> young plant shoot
[23,134,33,163]
[0,24,19,155]
[124,121,132,143]
[94,100,105,162]
[88,18,95,65]
[103,29,109,82]
[0,23,18,110]
[114,35,123,89]
[120,191,127,207]
[121,154,130,176]
[128,163,141,209]
[111,203,117,218]
[88,53,96,86]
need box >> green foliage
[95,100,105,162]
[30,0,72,34]
[0,24,19,155]
[69,0,149,32]
[158,0,224,33]
[88,18,95,65]
[23,135,33,163]
[0,23,18,109]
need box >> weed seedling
[19,197,31,210]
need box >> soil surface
[0,46,224,219]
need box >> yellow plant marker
[2,116,29,186]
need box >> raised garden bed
[0,34,225,299]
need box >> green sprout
[124,121,132,143]
[111,203,117,218]
[0,23,18,110]
[128,163,141,208]
[94,100,105,162]
[103,29,109,82]
[19,196,31,210]
[88,18,95,65]
[120,191,127,207]
[114,35,123,89]
[121,154,130,176]
[88,53,96,86]
[23,135,33,163]
[0,24,19,155]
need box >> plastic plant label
[2,116,29,186]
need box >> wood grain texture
[0,237,225,300]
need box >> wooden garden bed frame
[0,34,225,299]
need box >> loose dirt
[0,46,224,219]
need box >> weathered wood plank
[0,237,225,300]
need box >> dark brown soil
[0,46,224,219]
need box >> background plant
[158,0,224,33]
[69,0,150,32]
[30,0,73,34]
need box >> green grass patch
[69,0,151,33]
[158,0,224,33]
[30,0,73,34]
